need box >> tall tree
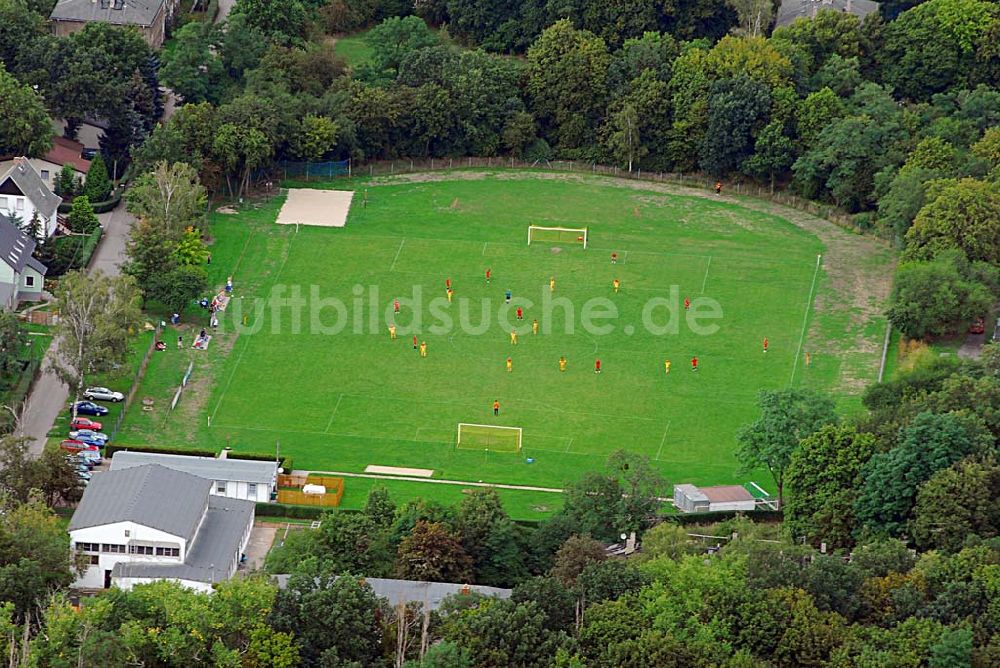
[397,520,472,582]
[910,456,1000,551]
[526,20,610,155]
[456,488,526,587]
[736,389,838,508]
[82,153,112,202]
[270,565,383,666]
[125,161,208,233]
[699,75,772,176]
[0,62,52,157]
[784,425,876,547]
[50,271,142,415]
[903,177,1000,264]
[855,411,994,535]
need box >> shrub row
[664,508,784,525]
[254,502,328,520]
[103,443,292,471]
[57,192,121,215]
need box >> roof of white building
[112,495,255,584]
[272,575,512,611]
[69,464,210,542]
[0,160,61,222]
[110,451,278,485]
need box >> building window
[41,170,50,180]
[248,483,257,497]
[155,547,180,557]
[128,545,155,555]
[0,197,7,210]
[101,543,126,553]
[76,542,100,552]
[25,275,34,288]
[216,481,227,494]
[88,555,99,565]
[14,198,23,211]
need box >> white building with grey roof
[110,450,277,502]
[69,464,255,592]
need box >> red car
[70,417,103,431]
[970,318,986,335]
[60,439,99,453]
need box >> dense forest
[5,0,998,335]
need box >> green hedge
[104,444,292,471]
[40,227,103,276]
[57,192,121,215]
[255,502,328,520]
[664,509,784,525]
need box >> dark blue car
[72,401,110,417]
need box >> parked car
[76,470,92,481]
[76,450,103,465]
[82,387,124,402]
[71,401,109,416]
[69,429,109,444]
[994,318,1000,343]
[70,417,103,431]
[60,439,98,453]
[69,432,107,447]
[67,455,95,468]
[969,318,986,334]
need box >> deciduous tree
[736,389,837,508]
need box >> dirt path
[365,170,896,394]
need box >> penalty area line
[389,238,405,271]
[324,394,343,433]
[789,254,822,387]
[700,256,713,294]
[654,421,671,461]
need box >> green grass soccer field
[119,171,891,506]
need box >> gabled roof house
[0,216,47,309]
[69,464,255,592]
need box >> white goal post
[527,225,589,249]
[457,423,523,453]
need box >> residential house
[0,217,47,309]
[49,0,180,49]
[69,464,255,592]
[0,159,63,238]
[775,0,880,28]
[673,484,758,513]
[0,137,91,195]
[110,450,278,502]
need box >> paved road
[21,203,136,456]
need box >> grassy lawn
[333,31,374,67]
[47,330,156,440]
[336,477,563,521]
[117,171,891,499]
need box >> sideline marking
[389,238,405,271]
[790,254,822,386]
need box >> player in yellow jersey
[532,319,539,335]
[506,357,513,372]
[510,330,518,345]
[388,323,396,339]
[419,341,427,357]
[549,276,555,292]
[664,359,671,374]
[613,278,620,293]
[559,356,567,371]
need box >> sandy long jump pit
[276,188,354,228]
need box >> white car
[83,387,124,402]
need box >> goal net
[457,423,523,453]
[528,225,588,249]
